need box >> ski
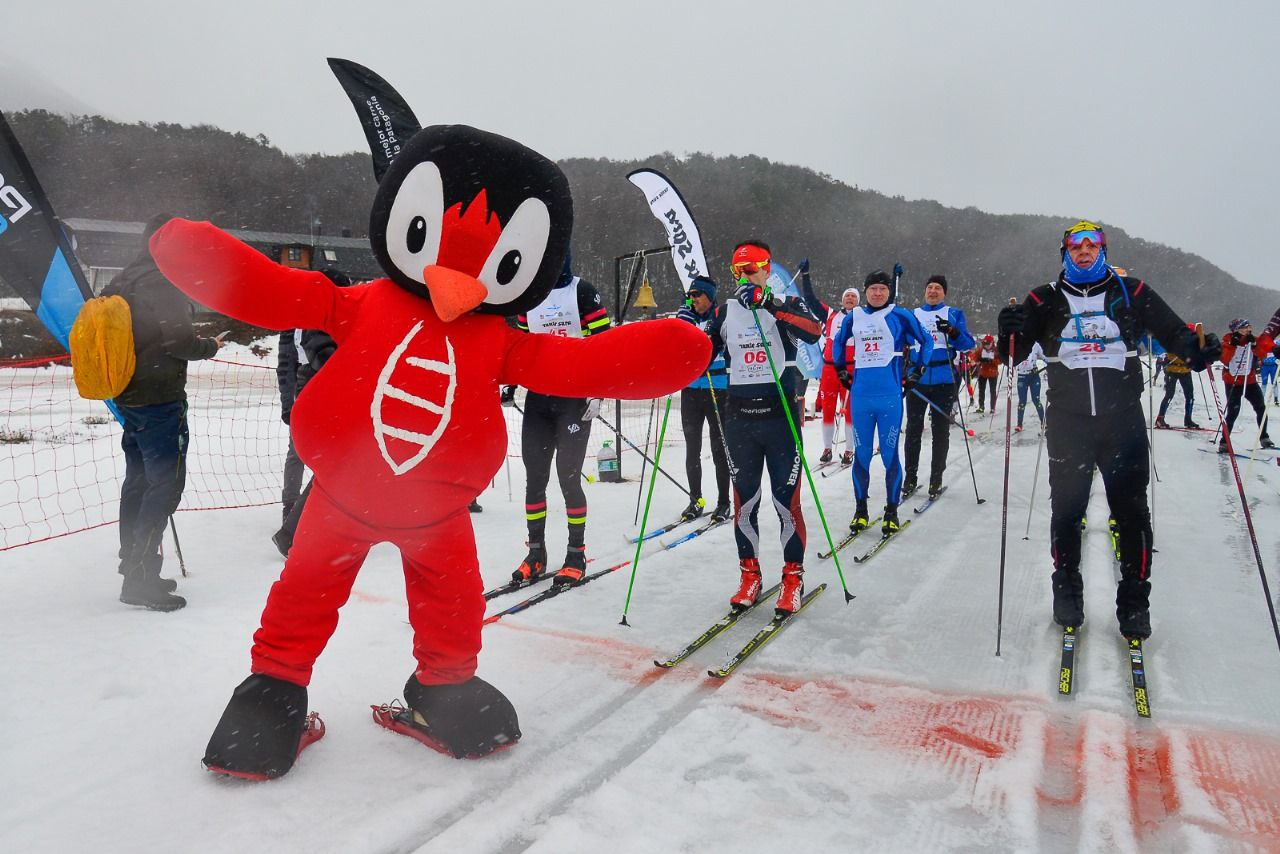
[820,460,853,478]
[708,584,828,678]
[653,581,784,668]
[625,515,700,544]
[852,521,912,564]
[483,557,596,600]
[1198,447,1279,463]
[1058,626,1077,695]
[1128,638,1151,718]
[818,517,882,561]
[661,517,729,550]
[913,486,948,514]
[483,560,629,625]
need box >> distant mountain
[0,63,96,117]
[1,110,1274,333]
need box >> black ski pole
[633,396,657,525]
[592,410,691,496]
[995,333,1016,656]
[168,515,188,578]
[1203,333,1280,658]
[945,340,986,505]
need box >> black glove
[998,304,1026,336]
[837,368,852,389]
[675,306,699,324]
[281,409,291,426]
[735,282,769,310]
[934,318,958,339]
[903,366,923,392]
[500,385,516,407]
[1190,333,1222,371]
[1245,332,1257,344]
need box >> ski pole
[633,396,657,525]
[592,409,690,496]
[945,340,986,505]
[168,515,188,578]
[1246,386,1271,483]
[619,395,674,626]
[1022,417,1045,540]
[908,388,977,437]
[744,284,852,602]
[1202,331,1280,658]
[995,333,1016,657]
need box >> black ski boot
[468,499,483,513]
[1184,417,1202,429]
[928,479,944,499]
[1118,608,1151,640]
[1262,436,1276,450]
[1052,579,1084,628]
[710,501,732,523]
[901,477,918,498]
[399,674,521,758]
[553,548,587,587]
[679,497,706,523]
[1153,415,1170,429]
[119,567,185,611]
[850,499,869,533]
[512,544,547,582]
[818,448,833,464]
[882,504,900,537]
[203,674,322,780]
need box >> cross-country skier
[971,334,1000,412]
[814,287,860,466]
[704,240,821,615]
[1014,341,1046,432]
[1260,349,1278,405]
[998,220,1222,640]
[674,276,732,523]
[507,257,613,586]
[1153,336,1201,429]
[833,269,933,535]
[903,274,974,497]
[1218,318,1276,450]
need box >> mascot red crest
[150,59,709,780]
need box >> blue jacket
[833,304,933,397]
[912,303,975,386]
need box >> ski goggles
[730,260,769,276]
[1063,229,1105,249]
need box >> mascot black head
[329,58,572,320]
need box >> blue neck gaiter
[1062,246,1109,285]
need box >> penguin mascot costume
[149,59,709,780]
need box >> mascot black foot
[372,675,520,759]
[203,674,325,781]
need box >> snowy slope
[3,384,1280,853]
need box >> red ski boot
[730,558,762,610]
[775,562,804,615]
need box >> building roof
[62,218,373,249]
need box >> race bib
[847,307,896,369]
[1056,292,1127,371]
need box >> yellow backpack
[69,295,136,400]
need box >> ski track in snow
[3,384,1280,853]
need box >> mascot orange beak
[423,265,488,322]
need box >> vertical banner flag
[625,168,708,291]
[0,110,93,350]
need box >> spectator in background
[110,213,223,611]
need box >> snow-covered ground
[3,364,1280,853]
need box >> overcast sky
[7,0,1279,289]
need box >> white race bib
[1227,343,1254,378]
[526,278,582,338]
[726,303,785,385]
[847,307,896,369]
[1056,291,1127,371]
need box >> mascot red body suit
[151,60,709,780]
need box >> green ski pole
[619,394,674,626]
[742,279,853,602]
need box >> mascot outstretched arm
[155,59,707,782]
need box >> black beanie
[864,270,891,287]
[688,275,718,303]
[927,274,948,294]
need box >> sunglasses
[1064,230,1105,249]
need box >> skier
[1218,318,1275,451]
[832,269,932,535]
[971,334,1000,412]
[674,275,732,524]
[1153,336,1201,429]
[508,256,613,585]
[1261,349,1278,405]
[997,220,1221,640]
[704,240,821,615]
[816,287,860,465]
[903,274,974,497]
[1014,341,1046,432]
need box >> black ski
[483,572,553,601]
[653,582,784,668]
[913,486,948,514]
[1058,626,1077,695]
[661,517,729,550]
[708,584,827,678]
[852,521,912,564]
[1128,638,1151,718]
[818,518,882,560]
[483,560,628,625]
